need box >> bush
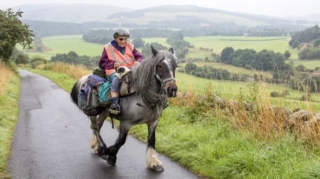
[30,56,47,69]
[14,53,29,64]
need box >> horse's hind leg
[90,110,108,153]
[146,120,164,172]
[89,115,108,159]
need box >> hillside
[105,5,291,26]
[11,3,131,22]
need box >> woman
[99,28,144,115]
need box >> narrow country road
[8,70,198,179]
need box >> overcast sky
[0,0,319,17]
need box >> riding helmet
[113,28,130,38]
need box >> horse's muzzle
[166,81,178,97]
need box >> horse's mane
[132,50,177,94]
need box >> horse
[70,46,178,172]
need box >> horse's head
[151,46,178,97]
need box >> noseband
[155,74,175,85]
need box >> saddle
[79,67,135,116]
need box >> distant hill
[11,3,131,22]
[105,5,291,26]
[306,14,320,22]
[282,14,320,24]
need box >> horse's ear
[168,47,174,54]
[151,45,158,56]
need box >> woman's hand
[114,62,120,69]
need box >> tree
[284,50,291,59]
[14,52,29,64]
[132,38,145,48]
[220,47,234,64]
[185,62,197,74]
[0,9,34,61]
[314,38,320,47]
[141,43,167,56]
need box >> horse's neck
[148,79,161,93]
[131,64,161,94]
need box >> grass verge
[0,61,20,179]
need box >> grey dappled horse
[70,46,178,172]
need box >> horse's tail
[70,81,79,105]
[70,75,89,107]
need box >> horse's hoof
[151,165,164,172]
[107,155,117,166]
[94,149,98,154]
[101,155,108,160]
[98,145,108,157]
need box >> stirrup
[109,104,121,115]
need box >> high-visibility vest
[104,42,135,76]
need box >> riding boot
[109,97,121,115]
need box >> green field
[290,59,320,69]
[179,61,273,78]
[17,35,302,61]
[184,36,300,59]
[16,35,104,60]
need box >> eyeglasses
[118,38,128,41]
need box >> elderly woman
[99,28,144,115]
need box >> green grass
[176,72,320,111]
[129,108,320,179]
[20,67,320,179]
[0,69,20,179]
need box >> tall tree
[0,9,34,61]
[284,50,291,59]
[220,47,235,64]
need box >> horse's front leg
[146,120,164,172]
[106,121,131,166]
[89,116,108,159]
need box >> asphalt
[8,70,199,179]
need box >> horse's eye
[157,65,162,69]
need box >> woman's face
[115,36,128,47]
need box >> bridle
[141,58,176,109]
[155,58,176,86]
